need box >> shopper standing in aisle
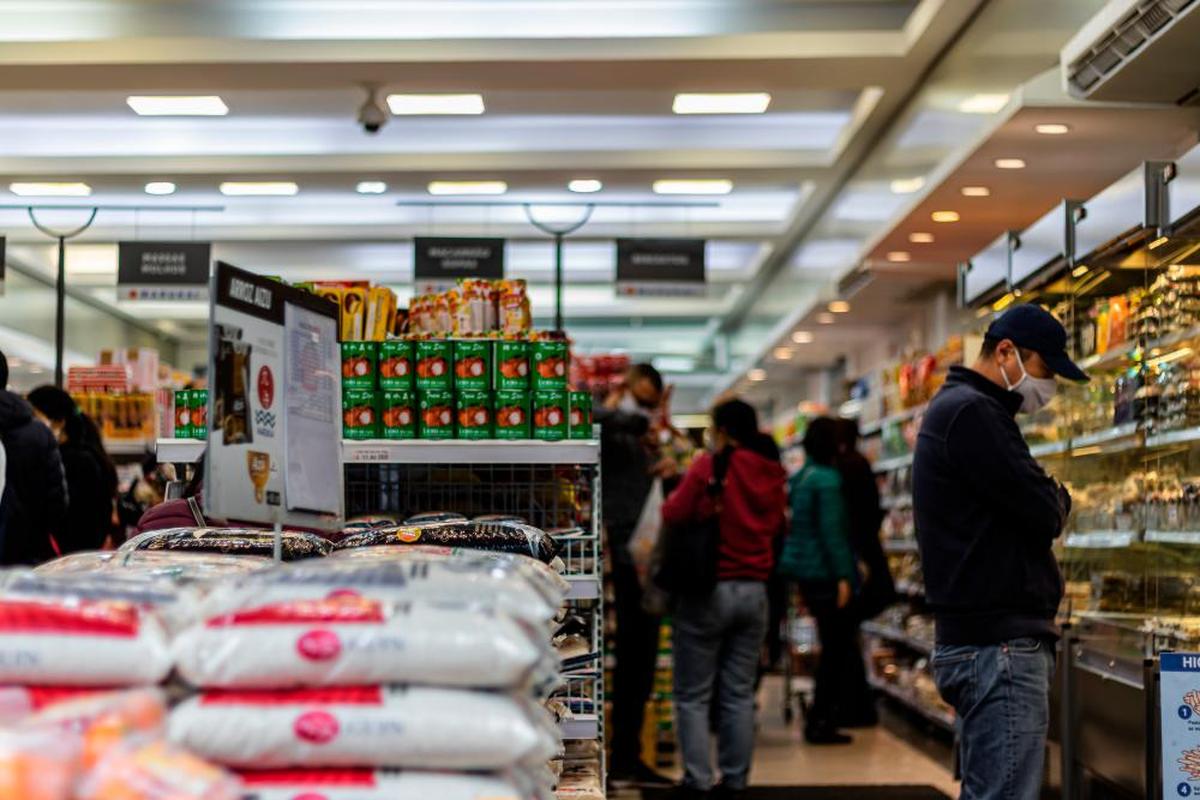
[0,352,68,564]
[914,304,1085,800]
[595,362,673,789]
[28,386,119,553]
[779,417,859,745]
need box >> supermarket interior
[3,1,1200,799]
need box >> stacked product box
[172,389,209,440]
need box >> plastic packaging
[336,521,559,564]
[120,528,334,561]
[76,738,241,800]
[238,769,533,800]
[0,726,79,800]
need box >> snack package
[0,726,79,800]
[238,769,534,800]
[365,287,397,342]
[341,288,368,342]
[29,688,167,770]
[1,570,201,634]
[76,738,241,800]
[499,280,532,336]
[119,528,334,561]
[169,687,559,770]
[114,550,275,586]
[335,521,560,564]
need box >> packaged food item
[0,726,79,800]
[418,390,454,440]
[531,340,569,391]
[341,287,368,341]
[189,389,208,440]
[430,294,453,336]
[495,390,531,440]
[456,390,493,440]
[380,390,416,440]
[454,340,491,391]
[415,340,452,391]
[315,287,344,316]
[119,528,334,561]
[404,512,467,524]
[76,738,241,800]
[365,287,397,342]
[568,390,592,440]
[494,340,530,391]
[343,390,379,440]
[174,390,192,439]
[377,340,414,391]
[237,769,531,800]
[341,342,377,391]
[28,688,167,771]
[533,390,568,441]
[335,520,560,564]
[213,324,253,446]
[499,280,532,336]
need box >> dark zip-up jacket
[595,406,653,540]
[0,391,68,565]
[913,366,1069,646]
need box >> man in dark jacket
[0,352,68,565]
[914,305,1085,800]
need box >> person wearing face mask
[913,304,1087,800]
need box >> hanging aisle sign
[118,241,211,301]
[204,262,343,531]
[615,238,706,297]
[413,236,505,294]
[1160,653,1200,798]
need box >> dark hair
[712,398,760,444]
[627,363,664,395]
[0,350,7,391]
[802,417,840,466]
[980,337,1035,361]
[27,385,118,498]
[834,417,859,450]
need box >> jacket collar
[945,365,1023,417]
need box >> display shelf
[158,438,601,465]
[560,713,600,740]
[565,575,601,601]
[156,438,205,463]
[1071,422,1142,452]
[1063,530,1139,549]
[868,676,954,731]
[860,403,928,437]
[1028,440,1070,458]
[1144,530,1200,545]
[881,495,912,511]
[873,453,914,474]
[106,439,154,457]
[861,621,933,655]
[1144,426,1200,449]
[883,538,919,553]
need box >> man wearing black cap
[913,304,1087,800]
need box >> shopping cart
[778,583,816,726]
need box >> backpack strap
[186,496,206,527]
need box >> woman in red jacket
[661,398,787,799]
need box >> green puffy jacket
[779,462,856,583]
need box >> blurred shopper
[117,453,168,539]
[779,417,858,745]
[137,452,208,533]
[661,398,785,798]
[595,363,672,788]
[28,386,119,553]
[914,304,1084,800]
[0,352,68,564]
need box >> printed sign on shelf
[615,238,706,297]
[204,261,343,531]
[413,236,504,294]
[118,241,211,301]
[1160,653,1200,798]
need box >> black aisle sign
[413,236,504,293]
[616,238,706,297]
[118,241,211,301]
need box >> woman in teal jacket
[780,416,860,745]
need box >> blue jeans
[673,580,768,791]
[932,638,1056,800]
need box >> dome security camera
[357,85,388,135]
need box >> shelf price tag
[348,447,392,464]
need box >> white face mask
[618,392,652,418]
[1001,349,1057,413]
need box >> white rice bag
[33,552,116,574]
[1,571,201,634]
[116,550,276,585]
[237,769,537,800]
[169,687,559,770]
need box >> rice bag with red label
[169,687,558,770]
[238,769,538,800]
[335,521,559,564]
[1,571,201,634]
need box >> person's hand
[836,579,852,610]
[651,456,679,480]
[604,390,622,411]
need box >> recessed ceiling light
[792,330,814,344]
[386,94,485,115]
[652,179,733,195]
[126,95,228,116]
[890,176,925,195]
[144,181,176,196]
[568,179,603,194]
[356,181,388,194]
[931,210,960,223]
[219,181,299,196]
[9,182,92,197]
[672,92,772,114]
[1035,123,1071,135]
[994,158,1026,170]
[909,232,935,243]
[958,93,1009,114]
[886,251,911,263]
[1149,236,1170,250]
[748,368,767,382]
[961,186,990,197]
[817,312,836,324]
[828,300,851,313]
[1071,264,1089,278]
[773,347,793,361]
[427,180,508,196]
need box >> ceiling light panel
[356,181,388,194]
[1035,123,1070,135]
[219,181,299,196]
[144,181,176,195]
[931,210,960,223]
[568,179,603,194]
[828,300,850,313]
[957,93,1009,114]
[672,93,772,114]
[792,331,814,344]
[427,180,507,196]
[817,312,835,324]
[652,179,733,195]
[127,95,228,116]
[748,368,767,382]
[961,186,990,197]
[994,158,1026,170]
[886,251,911,262]
[909,232,934,243]
[386,94,485,115]
[890,176,925,195]
[10,182,91,196]
[773,347,793,360]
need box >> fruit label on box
[381,390,416,440]
[494,390,531,440]
[418,389,455,440]
[341,341,378,391]
[531,340,568,391]
[456,389,493,440]
[533,389,568,441]
[190,389,209,440]
[174,390,192,439]
[454,340,492,392]
[415,340,453,391]
[342,390,379,440]
[378,340,414,391]
[569,390,592,440]
[494,340,530,391]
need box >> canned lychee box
[174,390,192,439]
[380,389,416,440]
[494,340,530,391]
[531,340,569,391]
[378,340,415,391]
[415,340,453,391]
[456,389,493,440]
[342,390,379,440]
[494,390,531,440]
[533,389,569,441]
[569,390,592,440]
[418,389,455,440]
[454,340,492,392]
[341,341,378,391]
[189,389,209,440]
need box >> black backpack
[652,447,732,599]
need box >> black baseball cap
[985,304,1089,382]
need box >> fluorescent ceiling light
[817,312,835,324]
[144,181,176,196]
[747,368,767,382]
[909,232,934,243]
[890,176,925,195]
[828,300,850,313]
[652,356,696,373]
[931,210,960,223]
[427,180,507,196]
[219,181,299,196]
[10,182,91,197]
[958,93,1009,114]
[568,179,603,194]
[773,347,793,361]
[126,95,228,116]
[652,179,733,195]
[1149,236,1170,250]
[961,186,990,197]
[356,181,388,194]
[672,92,771,114]
[387,94,485,115]
[1071,264,1089,278]
[1035,123,1071,135]
[994,158,1026,170]
[792,331,814,344]
[886,251,911,263]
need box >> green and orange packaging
[494,390,531,440]
[456,389,493,440]
[381,389,416,440]
[341,341,378,391]
[343,390,379,440]
[454,340,492,391]
[189,389,209,440]
[174,390,192,439]
[494,340,530,391]
[531,340,569,391]
[533,389,569,441]
[418,389,455,440]
[569,390,592,440]
[415,340,453,391]
[378,340,415,391]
